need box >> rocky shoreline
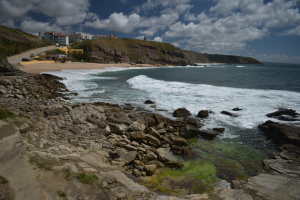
[1,74,300,200]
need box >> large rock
[180,124,201,139]
[147,127,161,139]
[144,164,157,175]
[0,56,26,76]
[173,108,191,117]
[127,131,146,140]
[258,121,300,146]
[128,121,146,132]
[156,148,178,163]
[144,100,155,104]
[266,109,298,118]
[165,161,184,168]
[170,136,188,146]
[145,134,161,147]
[142,152,157,163]
[0,85,8,94]
[199,129,219,139]
[197,110,209,118]
[113,147,137,166]
[109,123,128,134]
[182,146,197,159]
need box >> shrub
[0,104,16,119]
[76,173,98,185]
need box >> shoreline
[18,62,166,74]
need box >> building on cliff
[44,32,69,46]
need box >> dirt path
[0,120,46,200]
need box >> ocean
[47,63,300,192]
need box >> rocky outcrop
[0,56,26,76]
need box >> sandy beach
[18,62,163,74]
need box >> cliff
[72,38,262,65]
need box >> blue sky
[0,0,300,63]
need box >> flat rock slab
[156,148,178,163]
[263,159,300,178]
[242,173,300,200]
[100,170,149,196]
[79,152,116,171]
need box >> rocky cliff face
[0,56,26,76]
[72,39,262,65]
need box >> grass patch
[129,54,142,60]
[29,157,52,171]
[0,105,16,119]
[56,190,67,198]
[0,176,8,185]
[47,49,66,54]
[76,173,98,185]
[62,168,72,181]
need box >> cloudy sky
[0,0,300,63]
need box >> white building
[70,32,99,42]
[44,32,69,46]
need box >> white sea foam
[127,75,300,131]
[236,66,246,68]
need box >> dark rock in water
[221,111,238,117]
[173,108,191,117]
[197,110,209,118]
[144,100,155,104]
[199,129,219,139]
[258,120,300,146]
[232,108,242,111]
[277,115,300,121]
[213,128,225,133]
[179,124,201,139]
[266,109,298,118]
[165,161,184,168]
[182,146,197,159]
[184,118,204,128]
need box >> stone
[109,123,128,134]
[157,129,167,135]
[179,124,201,139]
[156,148,178,163]
[144,115,156,127]
[79,152,116,170]
[53,163,78,173]
[156,122,164,129]
[150,105,156,108]
[0,85,7,94]
[232,107,242,111]
[172,145,182,154]
[199,129,219,139]
[182,146,197,159]
[173,108,191,117]
[161,136,173,145]
[147,160,164,168]
[266,109,298,118]
[142,152,157,163]
[262,159,300,178]
[145,134,161,147]
[132,169,142,178]
[144,100,155,104]
[170,136,188,146]
[165,161,184,168]
[197,110,209,118]
[221,111,238,117]
[123,144,138,151]
[213,128,225,133]
[128,121,146,132]
[147,127,161,139]
[258,120,300,146]
[114,147,137,166]
[127,131,146,140]
[144,164,157,175]
[185,118,204,128]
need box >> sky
[0,0,300,63]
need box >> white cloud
[135,0,191,13]
[19,20,63,35]
[283,25,300,36]
[0,0,34,21]
[85,13,141,33]
[154,37,163,42]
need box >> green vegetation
[76,173,98,185]
[56,190,67,199]
[0,104,16,119]
[70,53,92,62]
[103,56,122,63]
[48,49,66,54]
[29,157,52,171]
[0,25,52,59]
[129,54,143,60]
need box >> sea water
[47,63,300,192]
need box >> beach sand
[18,62,163,74]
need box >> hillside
[0,25,52,59]
[72,38,261,65]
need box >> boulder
[221,111,238,117]
[128,121,146,132]
[157,129,167,135]
[258,121,300,146]
[173,108,191,117]
[113,147,137,166]
[127,131,146,140]
[123,144,138,151]
[232,107,242,111]
[182,146,197,159]
[156,148,178,163]
[161,136,173,145]
[266,109,298,118]
[109,124,128,134]
[185,118,204,128]
[144,115,156,127]
[170,136,188,146]
[199,129,219,139]
[172,145,182,154]
[145,134,161,147]
[213,128,225,133]
[153,114,168,125]
[179,124,201,139]
[132,169,142,178]
[144,164,157,175]
[197,110,209,118]
[147,127,161,139]
[165,161,184,168]
[142,152,157,163]
[147,160,164,168]
[0,85,7,94]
